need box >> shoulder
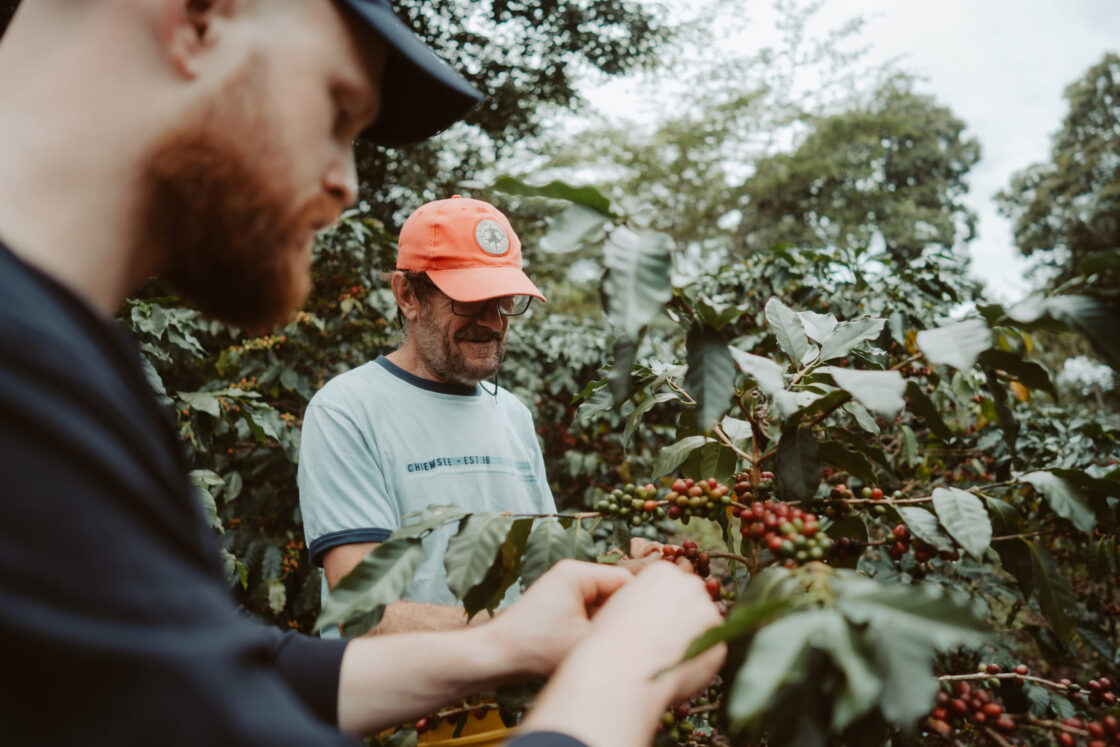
[308,361,385,408]
[494,385,535,417]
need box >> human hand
[616,538,694,574]
[572,561,726,701]
[482,559,633,679]
[520,562,726,747]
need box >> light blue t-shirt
[298,356,555,614]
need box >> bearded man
[299,196,557,634]
[0,1,724,744]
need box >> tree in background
[351,0,669,229]
[997,52,1120,290]
[738,78,980,266]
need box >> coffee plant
[303,179,1120,746]
[122,168,1118,745]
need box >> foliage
[330,173,1120,746]
[351,0,670,229]
[996,52,1120,290]
[15,0,1119,740]
[738,78,981,265]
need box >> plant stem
[708,551,752,566]
[981,725,1013,747]
[939,671,1071,691]
[1027,718,1090,737]
[713,424,753,463]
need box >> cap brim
[427,266,547,304]
[340,1,483,147]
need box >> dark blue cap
[338,0,483,146]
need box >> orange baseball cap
[396,196,546,303]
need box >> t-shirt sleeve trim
[309,528,392,567]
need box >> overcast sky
[581,0,1120,304]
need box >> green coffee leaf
[685,326,736,431]
[603,225,673,339]
[491,175,613,216]
[391,505,470,541]
[1024,540,1078,643]
[775,426,820,500]
[728,610,822,729]
[870,626,939,725]
[818,317,886,362]
[798,310,838,343]
[820,367,905,418]
[765,297,812,366]
[444,514,515,601]
[930,487,992,560]
[520,519,570,589]
[834,575,989,649]
[622,391,676,447]
[540,204,611,253]
[316,537,425,635]
[897,507,954,552]
[653,435,710,478]
[844,400,881,435]
[900,424,920,466]
[905,381,953,440]
[813,614,881,730]
[915,319,992,371]
[1020,470,1097,533]
[818,440,875,484]
[986,499,1032,596]
[567,520,597,561]
[728,347,787,398]
[979,349,1058,400]
[178,391,221,417]
[683,598,792,660]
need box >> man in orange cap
[299,195,557,633]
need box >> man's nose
[475,301,505,330]
[323,146,359,208]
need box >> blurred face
[413,290,510,386]
[139,1,384,329]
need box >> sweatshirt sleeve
[265,629,351,725]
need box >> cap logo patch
[475,219,510,256]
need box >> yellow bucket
[417,709,514,746]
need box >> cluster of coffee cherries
[732,470,775,498]
[658,683,723,745]
[1081,676,1119,707]
[928,666,1120,746]
[664,477,733,523]
[594,482,667,527]
[659,539,716,583]
[735,499,834,565]
[1013,669,1120,747]
[1056,714,1120,747]
[929,675,1016,739]
[887,524,961,563]
[825,483,906,517]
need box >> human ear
[160,0,236,79]
[391,272,422,324]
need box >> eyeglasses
[450,295,533,318]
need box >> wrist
[520,638,673,747]
[467,616,549,683]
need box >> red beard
[139,63,333,330]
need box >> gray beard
[413,314,506,386]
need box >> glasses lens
[451,296,532,317]
[451,299,484,317]
[499,296,532,316]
